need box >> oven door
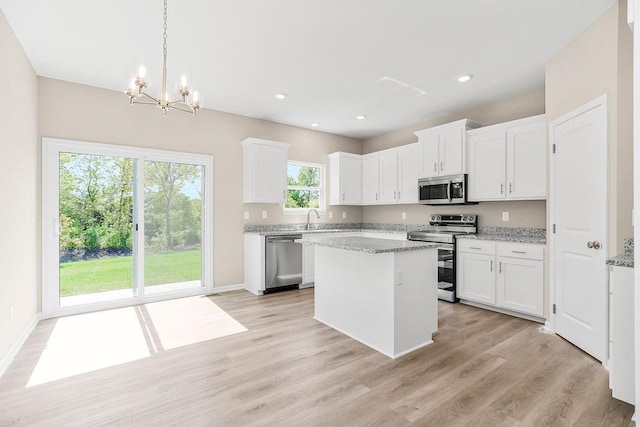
[437,243,457,302]
[418,177,450,205]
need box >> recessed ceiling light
[275,93,287,99]
[356,115,367,120]
[311,122,319,127]
[457,74,473,83]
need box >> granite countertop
[301,236,439,254]
[457,234,546,245]
[607,238,634,268]
[455,226,546,245]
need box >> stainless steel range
[407,214,477,302]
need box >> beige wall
[546,1,634,255]
[362,89,547,228]
[38,78,362,289]
[0,10,39,363]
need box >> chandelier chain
[162,0,168,57]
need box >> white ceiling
[0,0,618,139]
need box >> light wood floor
[0,288,634,426]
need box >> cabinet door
[507,121,546,199]
[248,144,287,203]
[457,252,496,305]
[379,151,399,203]
[340,155,362,204]
[609,267,635,404]
[397,144,419,203]
[417,131,439,178]
[361,155,380,205]
[496,257,543,317]
[439,126,465,176]
[467,131,507,201]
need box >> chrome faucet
[306,209,320,230]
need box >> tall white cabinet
[328,152,362,205]
[415,119,480,178]
[241,138,290,204]
[467,115,546,201]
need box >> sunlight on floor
[27,296,247,387]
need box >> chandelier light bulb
[192,91,199,103]
[180,75,188,88]
[138,66,146,79]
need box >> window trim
[284,160,326,213]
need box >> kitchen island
[302,235,439,359]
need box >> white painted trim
[459,300,546,324]
[547,94,609,336]
[543,321,553,333]
[0,313,41,378]
[211,283,246,293]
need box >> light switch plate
[262,211,268,219]
[342,212,347,219]
[243,211,250,220]
[502,212,509,221]
[402,212,407,220]
[329,211,333,218]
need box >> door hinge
[135,223,139,231]
[552,224,556,234]
[553,303,556,314]
[552,144,556,154]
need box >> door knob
[587,241,594,249]
[593,241,601,249]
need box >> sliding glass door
[42,138,213,317]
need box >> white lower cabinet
[302,244,315,285]
[457,239,544,318]
[609,265,634,404]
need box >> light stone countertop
[245,228,407,237]
[456,234,546,245]
[606,238,634,268]
[301,235,440,254]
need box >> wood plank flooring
[0,288,634,426]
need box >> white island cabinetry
[308,236,438,358]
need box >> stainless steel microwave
[418,174,475,205]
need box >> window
[285,161,324,211]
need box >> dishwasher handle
[266,235,303,243]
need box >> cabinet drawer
[457,239,496,255]
[497,242,544,260]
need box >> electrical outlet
[402,212,407,220]
[243,211,250,220]
[342,212,347,219]
[502,212,509,221]
[329,211,333,218]
[262,211,267,219]
[396,270,404,285]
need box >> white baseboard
[0,312,41,378]
[211,283,246,293]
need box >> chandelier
[125,0,200,116]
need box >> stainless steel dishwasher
[265,234,303,293]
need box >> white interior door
[550,95,608,362]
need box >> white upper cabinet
[379,150,399,203]
[396,144,419,203]
[328,152,362,205]
[241,137,290,204]
[362,154,380,204]
[467,115,546,201]
[415,119,480,178]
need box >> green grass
[59,249,202,297]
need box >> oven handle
[447,180,452,202]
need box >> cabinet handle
[500,183,504,194]
[398,191,401,199]
[440,161,444,172]
[394,191,397,200]
[375,193,378,201]
[499,261,503,273]
[490,260,493,272]
[511,250,526,254]
[433,162,437,173]
[469,246,482,250]
[509,183,513,194]
[342,193,345,201]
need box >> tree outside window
[285,162,324,210]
